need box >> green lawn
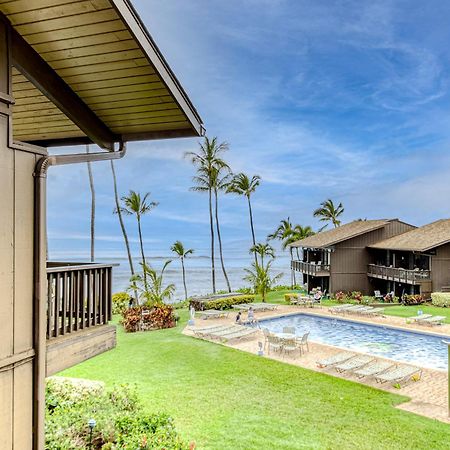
[61,307,450,449]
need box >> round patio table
[275,333,296,340]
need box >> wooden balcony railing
[367,264,431,285]
[46,262,114,340]
[291,260,330,276]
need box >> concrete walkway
[185,304,450,424]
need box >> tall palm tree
[186,136,229,294]
[86,145,95,262]
[171,240,194,301]
[119,191,158,287]
[250,242,275,266]
[268,218,297,287]
[227,173,260,263]
[212,168,232,292]
[111,160,135,278]
[313,199,344,228]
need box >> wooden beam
[9,24,117,150]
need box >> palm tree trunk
[214,189,231,292]
[86,145,95,262]
[208,188,216,293]
[247,195,257,264]
[110,161,135,276]
[181,257,188,301]
[137,216,148,289]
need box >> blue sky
[48,0,450,260]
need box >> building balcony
[45,262,117,375]
[367,264,431,285]
[291,260,330,276]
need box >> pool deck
[184,304,450,424]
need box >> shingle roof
[290,220,392,249]
[369,219,450,252]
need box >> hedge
[284,293,298,303]
[431,292,450,307]
[46,377,189,449]
[189,294,254,311]
[112,292,131,315]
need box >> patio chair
[282,337,300,357]
[262,327,272,349]
[375,365,422,384]
[374,290,383,301]
[282,326,295,334]
[421,315,446,326]
[316,351,356,368]
[406,313,433,324]
[297,331,310,354]
[352,360,395,379]
[267,334,283,354]
[335,355,375,373]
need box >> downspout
[32,142,126,449]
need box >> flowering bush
[402,294,425,306]
[121,305,176,333]
[350,291,363,303]
[112,292,131,315]
[335,291,347,303]
[46,378,189,449]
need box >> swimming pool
[259,313,450,370]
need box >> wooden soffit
[0,0,204,148]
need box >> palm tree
[268,218,297,286]
[186,137,230,294]
[111,161,135,278]
[128,261,175,306]
[250,242,275,266]
[86,145,95,262]
[243,260,283,302]
[171,240,194,301]
[119,191,158,287]
[227,173,260,263]
[313,199,344,228]
[212,168,232,292]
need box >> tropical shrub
[431,292,450,307]
[335,291,347,303]
[46,377,189,449]
[243,260,283,302]
[350,291,363,303]
[402,294,425,306]
[112,292,131,315]
[189,295,255,311]
[121,305,176,332]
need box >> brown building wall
[329,220,415,295]
[431,244,450,292]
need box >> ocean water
[92,254,293,300]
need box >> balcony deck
[291,260,330,277]
[367,264,431,285]
[45,262,117,375]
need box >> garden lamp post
[444,340,450,417]
[88,418,96,448]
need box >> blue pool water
[259,314,450,370]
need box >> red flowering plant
[335,291,347,303]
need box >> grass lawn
[61,307,450,449]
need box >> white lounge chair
[420,315,446,326]
[406,314,432,324]
[317,351,356,368]
[352,360,395,379]
[219,327,258,342]
[335,355,375,373]
[360,308,385,317]
[329,304,352,313]
[375,365,422,384]
[198,309,229,320]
